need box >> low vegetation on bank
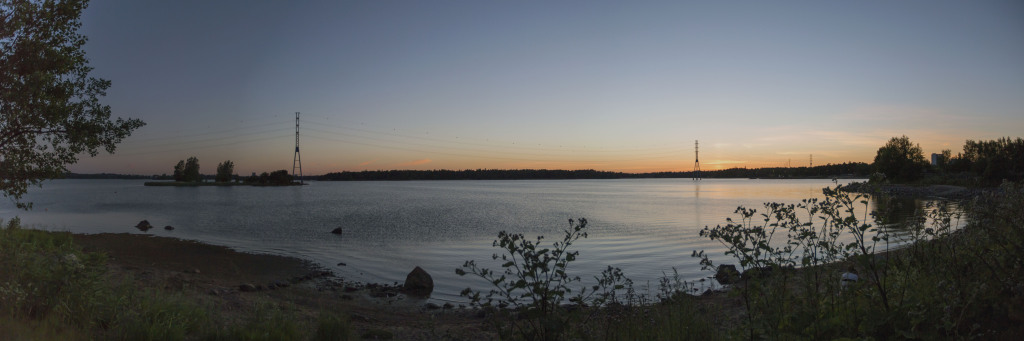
[449,183,1023,340]
[0,218,352,340]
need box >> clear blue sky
[72,0,1024,175]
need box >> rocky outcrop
[403,266,434,297]
[135,220,153,231]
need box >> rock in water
[135,220,153,231]
[715,264,740,285]
[330,227,343,235]
[164,225,174,230]
[403,266,434,297]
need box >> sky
[70,0,1024,175]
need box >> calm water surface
[3,178,905,302]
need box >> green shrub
[691,183,1024,339]
[456,218,633,340]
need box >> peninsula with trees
[142,157,301,186]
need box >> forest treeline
[318,162,871,181]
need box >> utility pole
[693,140,701,181]
[292,112,303,184]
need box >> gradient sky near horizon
[70,0,1024,176]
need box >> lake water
[3,178,939,303]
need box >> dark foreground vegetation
[2,183,1021,339]
[0,218,353,340]
[450,182,1024,340]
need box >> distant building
[931,153,941,166]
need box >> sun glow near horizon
[65,1,1023,175]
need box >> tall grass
[0,217,352,340]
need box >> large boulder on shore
[715,264,740,285]
[403,266,434,297]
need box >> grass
[0,217,353,340]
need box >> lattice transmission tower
[292,112,303,184]
[693,140,701,181]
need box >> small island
[143,157,301,186]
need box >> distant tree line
[319,169,627,181]
[872,136,1023,185]
[684,162,872,179]
[63,173,153,180]
[942,137,1024,185]
[319,164,871,181]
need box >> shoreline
[842,181,987,200]
[68,232,497,339]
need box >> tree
[183,157,200,182]
[873,135,928,182]
[961,137,1024,184]
[215,160,233,183]
[1,0,144,208]
[173,160,185,182]
[244,170,294,185]
[934,149,952,172]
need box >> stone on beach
[715,264,740,285]
[403,266,434,297]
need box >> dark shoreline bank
[842,181,988,200]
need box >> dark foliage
[245,170,294,186]
[1,0,144,208]
[873,135,928,182]
[215,160,233,183]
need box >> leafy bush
[692,183,1024,339]
[456,218,633,340]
